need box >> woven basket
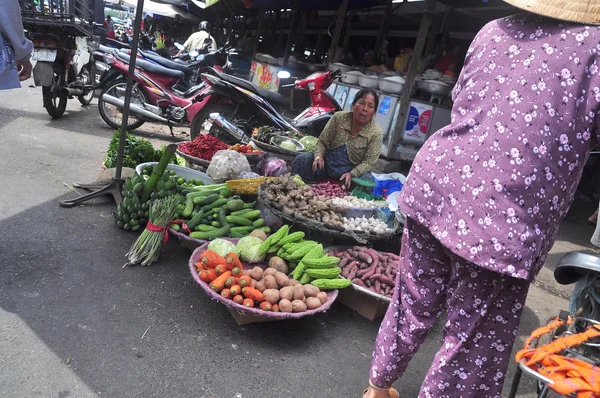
[251,138,302,159]
[176,144,212,168]
[168,227,207,252]
[257,186,403,246]
[226,177,274,195]
[189,241,339,320]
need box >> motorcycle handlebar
[281,84,295,88]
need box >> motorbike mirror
[174,42,184,50]
[189,50,199,58]
[277,70,291,79]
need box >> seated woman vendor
[292,89,383,188]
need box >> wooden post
[326,0,349,66]
[434,6,453,61]
[375,0,394,59]
[388,0,437,151]
[283,1,300,67]
[252,11,265,59]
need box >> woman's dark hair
[352,88,380,111]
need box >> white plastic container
[358,74,379,89]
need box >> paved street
[0,79,595,398]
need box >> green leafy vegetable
[104,130,178,168]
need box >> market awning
[243,0,386,10]
[122,0,200,21]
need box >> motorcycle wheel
[42,69,68,119]
[190,102,240,141]
[97,78,147,130]
[77,62,96,106]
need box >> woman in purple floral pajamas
[364,2,600,397]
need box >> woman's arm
[350,129,384,177]
[314,113,339,158]
[0,0,33,61]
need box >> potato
[279,299,293,313]
[255,280,266,293]
[292,300,307,313]
[288,279,299,286]
[274,271,290,288]
[249,229,268,241]
[279,286,294,301]
[248,266,263,281]
[263,268,277,277]
[293,284,305,301]
[268,257,288,274]
[263,275,278,290]
[263,289,280,304]
[303,284,319,298]
[317,292,328,304]
[306,297,321,310]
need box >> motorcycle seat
[114,51,184,79]
[554,251,600,285]
[215,70,286,107]
[99,44,114,54]
[139,50,193,76]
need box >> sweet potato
[293,284,305,301]
[274,272,290,288]
[279,286,294,301]
[372,274,395,286]
[263,289,280,304]
[263,268,277,277]
[306,297,321,310]
[248,266,264,280]
[292,300,307,313]
[303,284,319,298]
[347,262,358,280]
[279,299,293,313]
[352,278,366,287]
[316,292,328,304]
[269,257,288,274]
[263,275,278,290]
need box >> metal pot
[417,79,452,96]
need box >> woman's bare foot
[362,387,394,398]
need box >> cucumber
[241,210,261,220]
[186,210,205,230]
[230,225,255,233]
[230,231,249,238]
[211,221,221,228]
[243,201,256,209]
[252,218,264,227]
[195,225,218,232]
[189,225,230,240]
[226,199,245,211]
[217,209,228,227]
[200,198,228,212]
[171,224,181,232]
[182,196,195,218]
[226,215,253,226]
[230,208,253,216]
[257,226,271,234]
[193,193,220,205]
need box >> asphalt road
[0,81,583,398]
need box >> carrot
[238,275,252,288]
[243,298,255,308]
[199,270,211,283]
[215,264,229,276]
[225,252,242,270]
[231,267,243,278]
[201,250,224,268]
[210,271,232,292]
[225,277,239,289]
[242,287,264,302]
[259,301,272,311]
[194,261,206,271]
[221,288,231,299]
[230,284,242,296]
[205,269,218,282]
[272,304,280,312]
[233,295,244,304]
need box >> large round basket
[251,138,302,160]
[189,241,339,320]
[168,227,207,252]
[176,143,212,168]
[257,185,402,246]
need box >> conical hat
[503,0,600,25]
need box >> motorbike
[189,69,342,143]
[28,28,97,118]
[95,43,229,133]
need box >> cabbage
[299,136,318,152]
[237,236,265,263]
[280,140,297,151]
[207,239,239,257]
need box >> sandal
[362,387,400,398]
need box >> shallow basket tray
[176,144,211,168]
[325,245,394,303]
[189,240,339,320]
[251,138,302,158]
[168,227,207,252]
[226,177,274,195]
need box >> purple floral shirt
[400,14,600,281]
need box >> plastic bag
[238,171,261,179]
[206,150,251,182]
[372,172,406,199]
[259,157,287,177]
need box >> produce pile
[172,184,268,240]
[342,216,392,235]
[252,126,303,152]
[228,143,262,155]
[260,174,344,228]
[311,181,347,198]
[104,130,180,168]
[299,136,318,152]
[178,135,228,161]
[332,196,377,209]
[328,246,399,298]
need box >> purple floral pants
[370,218,530,397]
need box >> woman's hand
[312,156,325,171]
[340,172,352,189]
[17,60,32,81]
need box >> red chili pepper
[179,135,228,160]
